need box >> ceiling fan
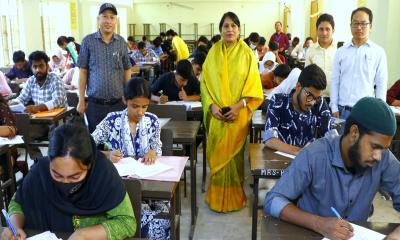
[167,2,194,10]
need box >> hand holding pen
[315,207,354,240]
[1,209,26,240]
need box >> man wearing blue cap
[77,3,131,132]
[264,97,400,240]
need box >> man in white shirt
[305,13,337,98]
[296,37,313,60]
[330,7,387,119]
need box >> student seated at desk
[131,41,159,64]
[191,51,207,80]
[49,48,66,76]
[92,78,170,239]
[8,50,67,159]
[1,123,136,240]
[0,71,12,98]
[264,97,400,240]
[263,64,332,156]
[151,59,200,103]
[9,50,67,114]
[5,50,33,84]
[260,64,291,89]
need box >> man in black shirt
[151,59,200,104]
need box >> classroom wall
[20,0,43,53]
[131,0,280,41]
[365,0,400,87]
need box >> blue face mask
[250,43,256,50]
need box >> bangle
[242,99,247,108]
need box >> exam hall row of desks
[0,102,204,240]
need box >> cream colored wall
[365,0,400,87]
[131,0,280,40]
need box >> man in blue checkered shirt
[15,51,67,113]
[12,50,67,159]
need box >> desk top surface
[163,121,200,142]
[249,144,291,176]
[261,216,399,239]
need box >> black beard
[347,139,367,175]
[35,72,47,82]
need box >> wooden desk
[141,180,181,240]
[249,144,292,240]
[30,107,76,126]
[261,215,399,239]
[163,121,200,239]
[250,110,265,143]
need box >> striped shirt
[16,72,67,110]
[78,30,131,99]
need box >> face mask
[54,179,85,197]
[250,43,256,50]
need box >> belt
[88,97,122,105]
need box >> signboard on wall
[70,0,77,30]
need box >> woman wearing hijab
[1,123,136,240]
[49,49,66,75]
[201,12,263,212]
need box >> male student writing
[264,97,400,240]
[263,64,332,155]
[151,59,200,103]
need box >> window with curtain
[0,0,22,67]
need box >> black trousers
[86,101,125,133]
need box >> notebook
[32,108,65,118]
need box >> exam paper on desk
[322,223,385,240]
[113,157,173,178]
[27,231,62,240]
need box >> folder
[32,108,65,118]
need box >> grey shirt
[78,30,131,99]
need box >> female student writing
[1,123,136,240]
[92,78,169,239]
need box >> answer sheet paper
[114,157,173,178]
[0,135,24,145]
[164,101,202,110]
[274,151,296,159]
[322,223,386,240]
[27,231,62,240]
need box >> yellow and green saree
[201,39,263,212]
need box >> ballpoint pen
[330,206,342,219]
[2,209,17,237]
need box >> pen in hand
[2,209,17,237]
[330,207,342,219]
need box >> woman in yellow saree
[201,12,264,212]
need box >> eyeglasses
[350,22,370,29]
[302,88,321,103]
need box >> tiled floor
[20,143,400,240]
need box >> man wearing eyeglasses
[263,64,333,156]
[330,7,387,120]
